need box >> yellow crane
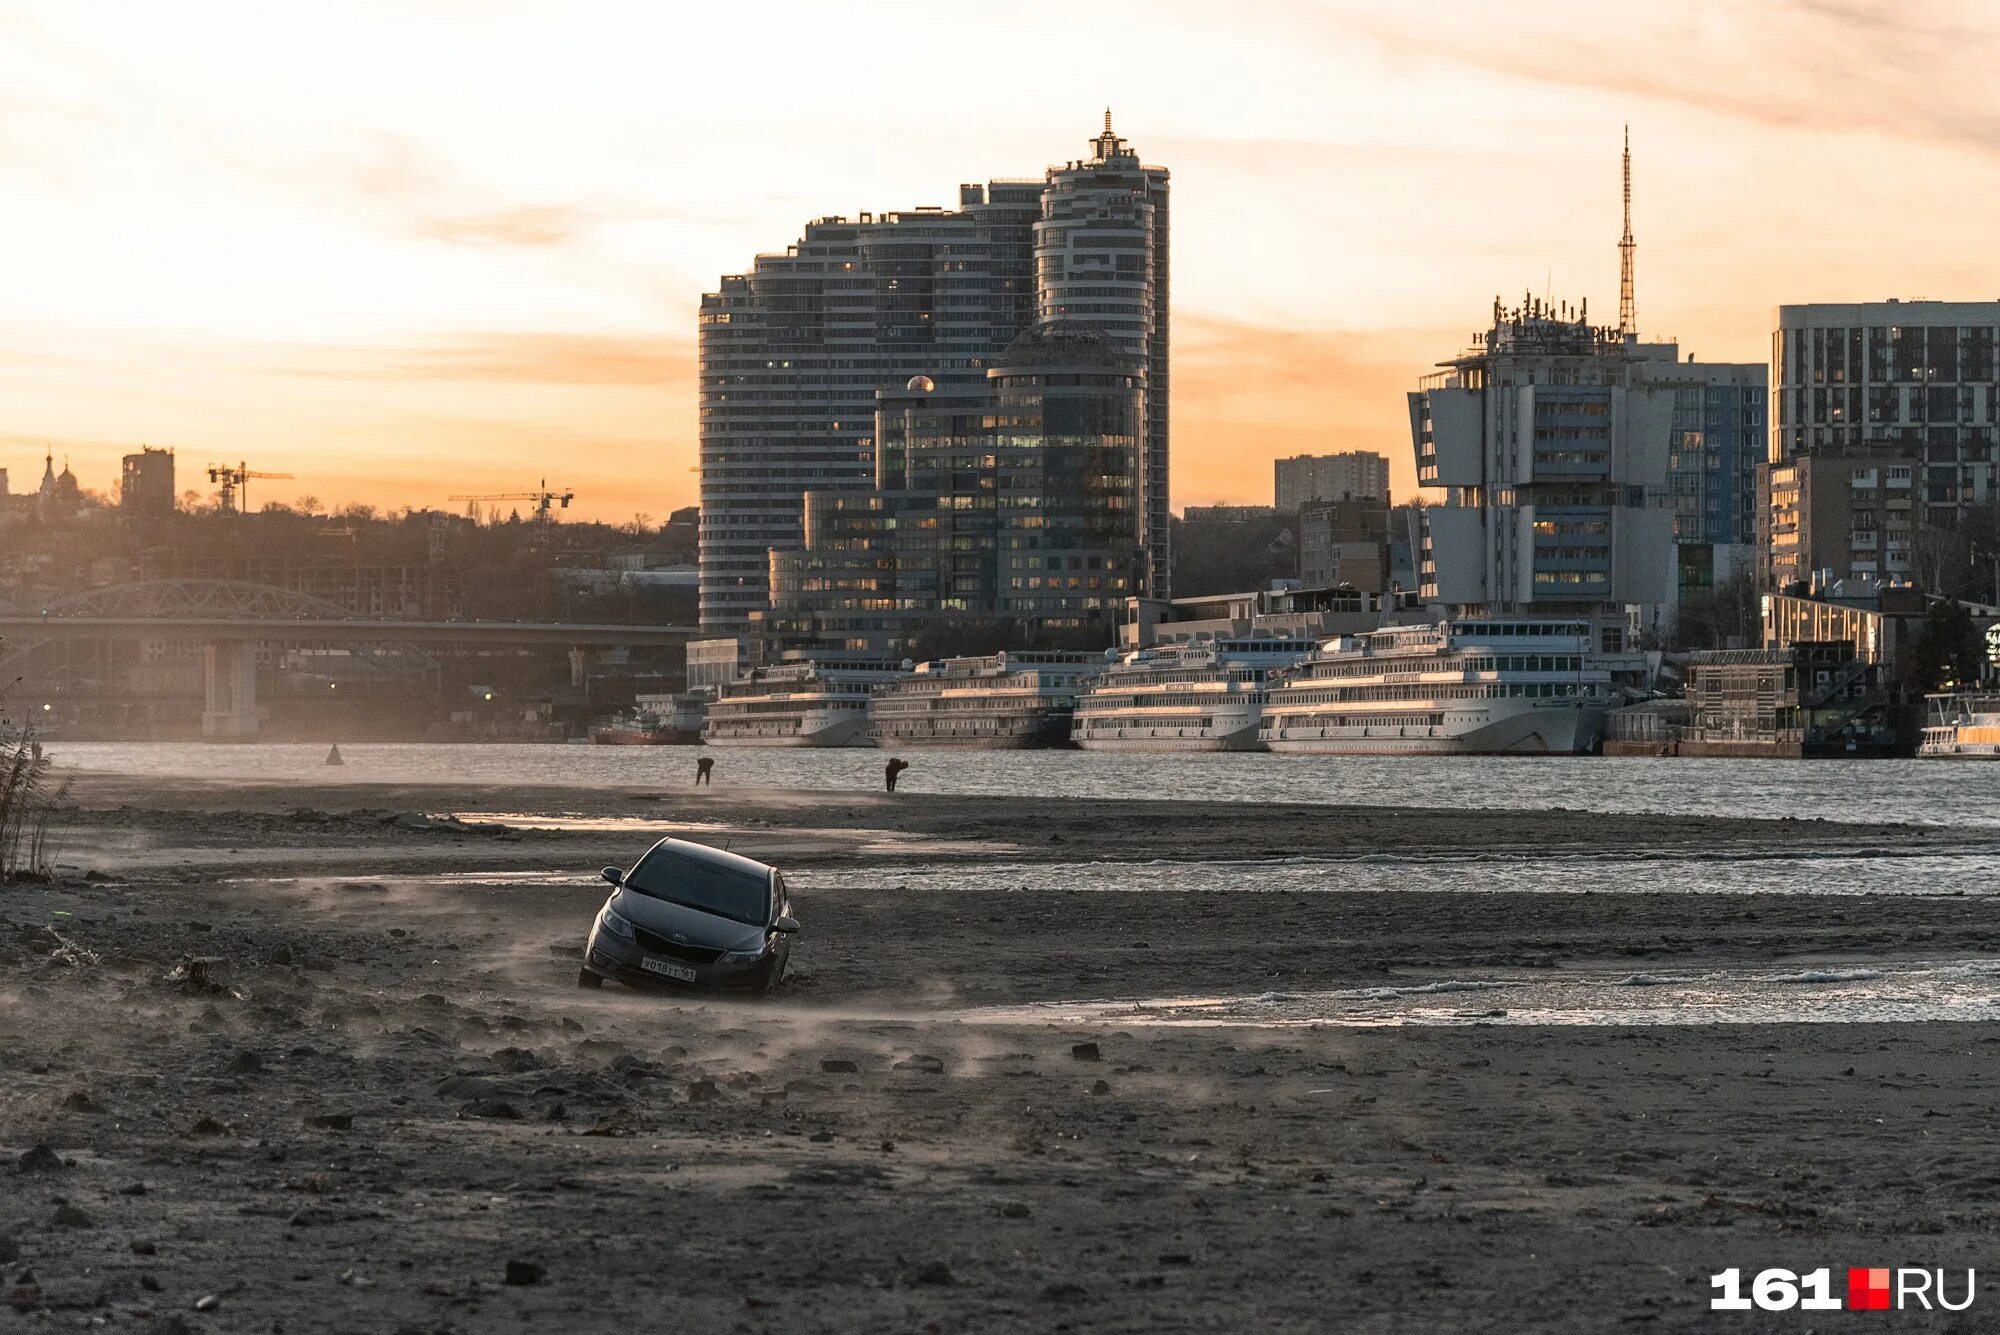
[448,480,575,525]
[207,461,294,515]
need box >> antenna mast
[1618,125,1636,338]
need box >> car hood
[613,889,766,952]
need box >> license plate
[639,957,698,982]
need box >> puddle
[220,871,602,891]
[450,812,731,834]
[798,848,2000,898]
[957,958,2000,1028]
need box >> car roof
[645,837,775,879]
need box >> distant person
[695,756,714,786]
[884,757,910,793]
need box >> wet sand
[4,778,1999,1331]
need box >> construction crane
[207,461,294,515]
[448,480,575,525]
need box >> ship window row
[1081,693,1266,709]
[1079,717,1218,730]
[712,698,870,714]
[1275,683,1597,703]
[1270,714,1447,730]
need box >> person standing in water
[884,756,909,792]
[695,756,714,786]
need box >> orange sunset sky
[3,1,1997,523]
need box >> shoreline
[5,769,1999,1329]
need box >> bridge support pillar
[201,643,262,739]
[569,647,587,688]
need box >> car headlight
[599,908,635,941]
[716,947,766,966]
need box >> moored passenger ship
[1073,636,1315,751]
[1261,620,1618,754]
[868,651,1101,748]
[1918,692,2000,758]
[703,655,907,747]
[591,691,706,745]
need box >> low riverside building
[1675,642,1891,757]
[1119,586,1385,650]
[1762,582,1928,665]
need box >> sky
[5,0,2000,520]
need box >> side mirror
[772,915,800,935]
[601,866,623,886]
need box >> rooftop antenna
[1618,124,1636,338]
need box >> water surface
[50,742,2000,828]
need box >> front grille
[632,926,726,964]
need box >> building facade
[758,325,1144,653]
[1273,451,1390,510]
[1651,362,1765,595]
[699,116,1170,632]
[1408,300,1672,631]
[120,446,176,517]
[1759,441,1921,590]
[1036,115,1171,603]
[1772,301,2000,527]
[1298,495,1389,592]
[1408,299,1763,634]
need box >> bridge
[0,581,698,738]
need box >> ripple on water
[957,958,2000,1029]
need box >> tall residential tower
[698,117,1170,633]
[1770,300,2000,529]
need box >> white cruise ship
[869,651,1101,749]
[1918,692,2000,758]
[1073,636,1315,751]
[1261,620,1618,755]
[703,655,907,747]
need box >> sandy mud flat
[4,776,1999,1331]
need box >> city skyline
[6,2,2000,521]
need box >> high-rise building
[1273,451,1390,511]
[1036,115,1171,601]
[759,324,1144,653]
[1648,362,1766,595]
[120,446,176,517]
[1771,301,2000,526]
[699,116,1169,632]
[1759,440,1921,590]
[1409,299,1756,629]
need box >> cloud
[406,204,595,248]
[271,330,697,386]
[1330,0,2000,157]
[312,129,653,249]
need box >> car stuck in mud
[578,837,797,994]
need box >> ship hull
[1263,700,1605,755]
[1074,715,1264,752]
[703,711,875,748]
[590,729,702,746]
[870,711,1074,749]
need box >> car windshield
[623,847,770,926]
